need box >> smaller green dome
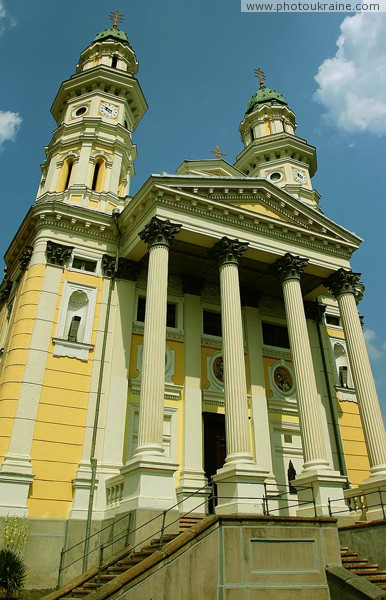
[93,28,131,47]
[245,86,288,115]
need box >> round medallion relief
[273,365,293,393]
[212,356,224,383]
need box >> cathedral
[0,16,385,592]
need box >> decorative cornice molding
[132,323,184,342]
[46,241,74,266]
[124,192,354,260]
[156,192,355,258]
[139,216,182,249]
[201,336,223,349]
[35,215,116,242]
[263,347,292,360]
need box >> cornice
[123,176,361,253]
[4,202,117,270]
[125,186,356,260]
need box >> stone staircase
[52,514,203,600]
[341,546,386,590]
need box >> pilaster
[176,292,208,513]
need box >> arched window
[111,55,118,68]
[91,157,106,192]
[334,342,352,388]
[57,157,74,192]
[64,290,89,343]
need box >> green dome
[93,28,131,47]
[245,86,288,115]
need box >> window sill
[53,338,94,362]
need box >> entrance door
[203,413,226,512]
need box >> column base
[116,454,179,513]
[176,470,209,514]
[213,462,270,515]
[294,470,348,518]
[0,472,34,516]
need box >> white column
[212,238,268,515]
[275,254,330,472]
[216,238,253,464]
[326,269,386,480]
[135,218,182,456]
[274,254,346,517]
[176,290,208,512]
[118,217,182,513]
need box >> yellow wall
[27,270,103,519]
[0,266,45,463]
[338,400,370,485]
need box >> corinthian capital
[273,253,308,282]
[139,217,182,249]
[212,237,249,266]
[324,268,362,298]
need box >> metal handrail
[56,478,319,590]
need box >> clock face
[293,169,307,184]
[100,102,118,118]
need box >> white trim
[53,281,97,360]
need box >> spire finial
[255,67,266,89]
[109,10,124,29]
[211,145,225,159]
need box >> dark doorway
[203,412,226,513]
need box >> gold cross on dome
[211,145,225,159]
[255,67,266,88]
[109,10,124,29]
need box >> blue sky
[0,1,385,420]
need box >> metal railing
[328,487,386,519]
[57,510,132,589]
[56,479,318,591]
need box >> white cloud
[363,328,384,360]
[314,13,386,135]
[0,111,22,149]
[0,1,6,35]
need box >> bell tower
[235,69,320,209]
[36,12,147,213]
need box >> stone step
[343,561,374,569]
[364,573,386,583]
[351,567,381,575]
[341,554,367,562]
[346,563,380,570]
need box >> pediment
[150,176,362,249]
